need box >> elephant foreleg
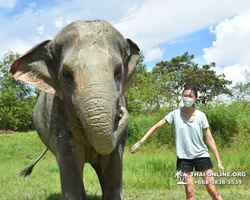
[57,137,87,200]
[91,144,124,200]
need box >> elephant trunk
[79,95,129,155]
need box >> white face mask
[183,97,195,107]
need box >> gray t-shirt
[165,109,210,159]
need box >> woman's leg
[177,157,196,199]
[184,172,195,200]
[200,169,223,200]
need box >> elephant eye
[63,67,73,83]
[114,64,122,80]
[49,45,59,65]
[114,64,123,91]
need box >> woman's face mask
[183,97,195,107]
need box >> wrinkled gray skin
[10,20,140,200]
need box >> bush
[127,107,175,147]
[127,101,250,149]
[202,103,237,148]
[0,88,36,131]
[201,100,250,148]
[229,100,250,149]
[0,51,38,131]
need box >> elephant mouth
[115,106,124,123]
[113,106,129,139]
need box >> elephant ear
[10,40,61,96]
[122,39,140,93]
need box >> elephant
[10,20,140,200]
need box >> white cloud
[215,64,248,85]
[203,12,250,66]
[1,0,250,65]
[53,17,64,29]
[29,36,42,45]
[114,0,250,52]
[36,25,44,35]
[0,0,16,8]
[29,2,36,8]
[144,47,164,62]
[0,38,32,57]
[0,1,142,57]
[203,12,250,85]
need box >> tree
[0,51,39,131]
[127,52,232,113]
[152,52,198,109]
[126,53,148,113]
[182,62,232,104]
[152,52,232,107]
[232,67,250,100]
[126,53,165,113]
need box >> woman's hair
[183,86,198,98]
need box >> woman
[131,86,224,200]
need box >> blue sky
[145,29,216,71]
[1,0,250,85]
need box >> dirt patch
[0,130,20,134]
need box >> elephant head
[10,20,140,155]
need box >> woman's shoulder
[171,108,181,114]
[195,109,207,117]
[165,108,180,116]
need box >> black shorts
[177,157,213,172]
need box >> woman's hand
[131,119,167,154]
[217,163,224,173]
[131,141,142,154]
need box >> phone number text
[194,180,243,185]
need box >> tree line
[126,52,236,113]
[0,51,249,131]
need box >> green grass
[1,132,250,200]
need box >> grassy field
[0,132,250,200]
